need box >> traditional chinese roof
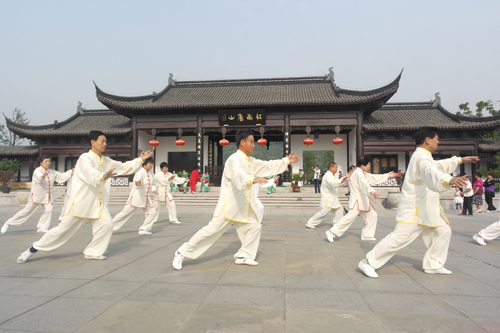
[479,141,500,152]
[95,71,402,117]
[364,102,500,131]
[0,145,38,156]
[6,109,131,138]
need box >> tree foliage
[0,108,30,146]
[457,100,500,117]
[0,158,22,173]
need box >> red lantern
[303,137,314,148]
[149,139,159,150]
[219,138,229,148]
[332,137,343,147]
[175,139,186,150]
[257,138,267,149]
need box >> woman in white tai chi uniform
[305,162,349,229]
[358,127,479,278]
[325,155,396,243]
[172,129,299,269]
[2,156,72,234]
[16,131,151,263]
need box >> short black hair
[88,131,105,145]
[143,157,154,166]
[414,127,440,145]
[235,130,254,148]
[160,162,168,169]
[349,165,356,170]
[327,162,337,170]
[38,155,51,165]
[475,172,483,178]
[357,155,373,167]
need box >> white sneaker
[1,223,9,234]
[424,267,452,275]
[305,224,316,229]
[138,230,152,235]
[234,258,258,266]
[361,237,376,241]
[173,251,184,270]
[473,234,487,246]
[325,230,335,243]
[475,210,482,213]
[486,210,491,213]
[37,229,48,233]
[358,259,378,278]
[17,248,35,264]
[84,255,107,260]
[171,221,182,224]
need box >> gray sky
[1,0,499,125]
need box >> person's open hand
[140,150,153,161]
[449,175,469,188]
[462,156,480,163]
[252,177,268,185]
[372,191,380,199]
[103,168,117,181]
[388,171,397,178]
[288,152,300,164]
[135,180,142,186]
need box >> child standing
[454,186,463,212]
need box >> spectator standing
[483,173,496,212]
[461,174,473,216]
[454,187,463,212]
[472,172,483,213]
[313,166,321,193]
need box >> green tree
[458,100,500,117]
[0,158,22,186]
[0,108,30,146]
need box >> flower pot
[292,186,301,192]
[0,187,11,194]
[386,191,401,210]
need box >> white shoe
[473,234,487,246]
[234,258,258,266]
[475,210,482,213]
[325,230,335,243]
[305,224,316,229]
[1,223,9,234]
[17,248,35,264]
[358,259,378,278]
[361,237,376,241]
[424,267,452,275]
[486,210,491,213]
[84,255,107,260]
[171,221,182,224]
[173,251,184,270]
[138,230,152,235]
[37,229,48,233]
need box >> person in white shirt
[325,155,396,243]
[172,129,300,270]
[358,127,479,278]
[453,187,463,212]
[112,157,159,235]
[16,131,151,263]
[460,174,473,215]
[2,156,73,234]
[305,162,349,229]
[58,165,75,222]
[313,166,321,193]
[151,162,188,225]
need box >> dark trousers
[314,179,320,193]
[462,196,473,215]
[485,191,496,211]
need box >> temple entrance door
[168,152,197,175]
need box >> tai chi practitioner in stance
[112,157,158,235]
[16,131,151,263]
[182,170,189,194]
[473,221,500,246]
[201,172,210,192]
[2,156,73,234]
[58,165,75,222]
[325,155,396,243]
[172,129,299,269]
[152,162,187,225]
[305,162,349,229]
[189,169,202,194]
[358,127,479,278]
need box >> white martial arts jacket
[348,167,389,211]
[66,151,143,219]
[153,172,185,202]
[213,149,290,223]
[31,167,73,204]
[126,167,155,209]
[396,147,459,227]
[319,171,346,209]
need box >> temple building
[3,69,500,185]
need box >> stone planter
[292,186,301,192]
[16,191,31,205]
[386,191,401,210]
[0,186,10,194]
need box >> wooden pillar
[283,113,291,179]
[196,115,203,173]
[472,141,478,175]
[356,112,364,158]
[131,116,138,159]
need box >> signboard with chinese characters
[218,109,266,126]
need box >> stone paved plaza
[0,204,499,333]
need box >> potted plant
[291,173,304,192]
[0,158,22,194]
[0,171,15,193]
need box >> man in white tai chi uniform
[172,129,300,269]
[305,162,349,229]
[2,156,73,234]
[151,162,188,225]
[16,131,151,263]
[325,155,396,243]
[358,127,479,278]
[473,221,500,246]
[112,157,159,235]
[58,165,75,223]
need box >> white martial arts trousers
[330,208,377,238]
[366,218,451,271]
[152,199,179,223]
[112,204,157,232]
[479,220,500,241]
[33,213,113,257]
[5,200,53,231]
[58,195,70,222]
[306,207,344,228]
[178,213,262,260]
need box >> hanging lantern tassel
[149,139,159,150]
[175,139,186,150]
[219,138,229,149]
[332,137,343,148]
[257,138,267,149]
[303,137,314,149]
